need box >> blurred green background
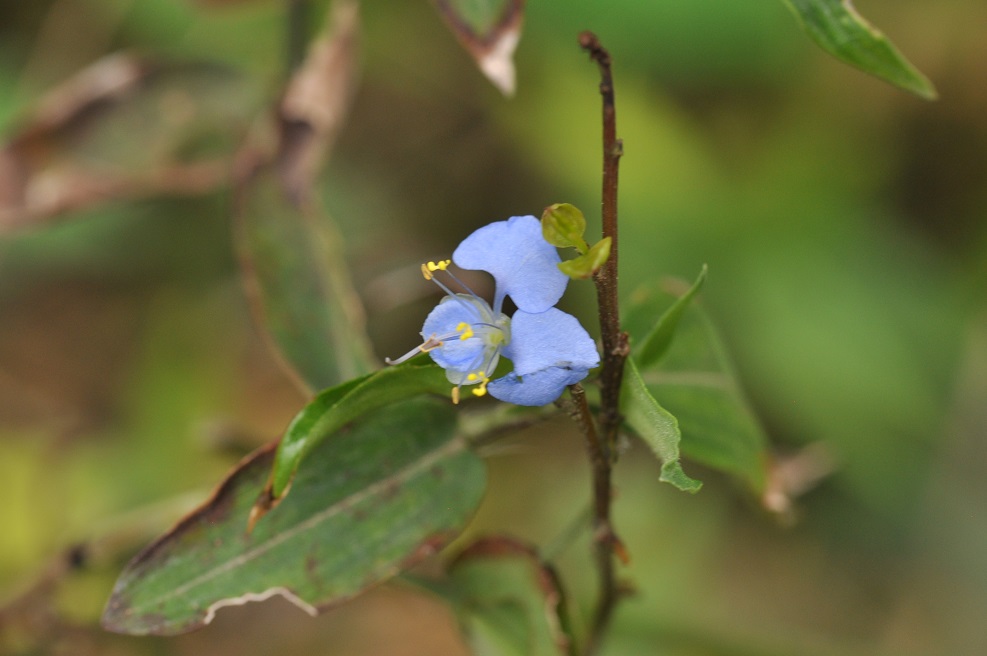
[1,0,985,654]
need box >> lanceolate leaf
[783,0,937,99]
[634,264,706,368]
[267,362,452,503]
[432,0,525,96]
[442,536,571,656]
[622,359,702,493]
[626,283,770,493]
[235,0,375,391]
[102,398,485,636]
[235,168,375,391]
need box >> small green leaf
[626,283,770,493]
[557,237,611,280]
[541,203,589,253]
[441,537,571,656]
[633,265,707,368]
[102,398,486,636]
[270,362,453,500]
[622,359,702,493]
[783,0,937,99]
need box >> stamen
[472,375,490,397]
[384,336,443,365]
[421,260,451,280]
[457,322,475,340]
[451,386,460,404]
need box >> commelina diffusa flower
[387,215,600,406]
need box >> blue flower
[388,215,599,406]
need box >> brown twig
[578,30,629,656]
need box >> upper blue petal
[501,308,599,376]
[452,215,567,314]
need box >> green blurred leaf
[443,537,570,656]
[0,55,260,233]
[783,0,937,99]
[432,0,525,95]
[634,265,707,368]
[102,398,485,636]
[557,237,611,280]
[235,169,376,391]
[541,203,589,252]
[235,1,373,392]
[269,362,453,501]
[622,358,702,493]
[625,284,770,493]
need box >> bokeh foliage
[2,0,986,654]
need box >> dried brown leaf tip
[433,0,525,96]
[277,0,361,198]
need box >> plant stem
[579,30,628,656]
[580,30,628,457]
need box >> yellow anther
[421,260,451,280]
[472,375,490,398]
[467,373,478,381]
[456,322,474,340]
[451,386,460,405]
[428,260,451,272]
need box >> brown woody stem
[578,30,628,656]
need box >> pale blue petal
[501,308,599,376]
[452,215,567,314]
[488,308,598,406]
[488,367,591,406]
[421,297,486,373]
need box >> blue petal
[501,308,599,376]
[488,308,599,406]
[452,215,567,314]
[488,367,592,406]
[421,296,486,373]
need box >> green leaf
[235,1,373,393]
[235,170,376,391]
[783,0,937,99]
[432,0,525,96]
[102,398,485,636]
[626,284,770,493]
[269,362,453,500]
[557,237,611,280]
[633,264,707,368]
[1,55,261,233]
[622,359,702,493]
[541,203,589,253]
[440,537,571,656]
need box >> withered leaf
[0,54,260,234]
[432,0,525,96]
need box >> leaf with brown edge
[432,0,525,96]
[102,397,486,636]
[0,54,260,234]
[439,536,573,656]
[234,0,375,392]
